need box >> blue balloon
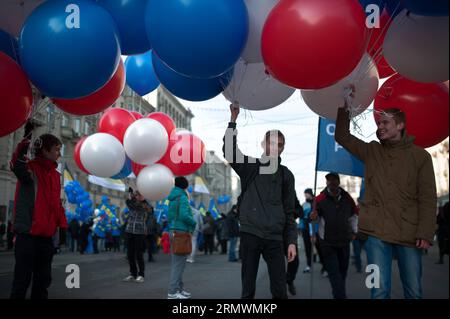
[403,0,449,16]
[125,50,160,96]
[111,157,132,179]
[0,29,19,62]
[97,0,151,55]
[19,0,121,98]
[358,0,386,15]
[385,0,406,17]
[146,0,248,79]
[152,52,233,101]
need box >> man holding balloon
[223,103,297,299]
[335,93,437,299]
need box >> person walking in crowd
[335,95,437,299]
[0,220,6,248]
[311,173,358,299]
[285,196,302,296]
[7,221,14,250]
[223,103,297,299]
[436,202,449,264]
[145,205,158,262]
[167,177,197,299]
[68,217,80,253]
[226,205,240,262]
[301,188,315,273]
[187,207,204,263]
[202,211,216,255]
[216,213,229,254]
[9,122,68,299]
[122,188,147,283]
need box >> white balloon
[242,0,279,63]
[0,0,45,36]
[80,133,126,178]
[223,59,295,110]
[137,164,174,201]
[301,54,379,120]
[124,118,169,165]
[384,10,449,83]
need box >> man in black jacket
[311,173,358,299]
[223,103,297,299]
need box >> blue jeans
[229,237,238,261]
[352,239,364,272]
[365,236,423,299]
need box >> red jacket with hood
[10,138,67,237]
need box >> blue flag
[316,118,364,177]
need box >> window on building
[61,144,66,157]
[74,118,81,134]
[84,122,90,135]
[62,115,68,127]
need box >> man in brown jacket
[335,102,437,299]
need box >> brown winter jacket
[335,108,437,247]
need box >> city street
[0,242,447,299]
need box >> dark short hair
[33,134,62,157]
[174,176,189,190]
[325,172,340,183]
[380,108,407,136]
[304,188,314,196]
[264,130,285,143]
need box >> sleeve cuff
[228,122,237,129]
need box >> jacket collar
[381,134,415,150]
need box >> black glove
[23,121,35,139]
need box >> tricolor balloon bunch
[73,108,205,201]
[1,0,448,148]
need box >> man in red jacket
[9,121,67,299]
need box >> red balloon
[147,112,176,137]
[74,136,90,174]
[261,0,367,89]
[366,10,396,79]
[98,108,136,143]
[158,132,205,176]
[374,75,449,148]
[131,111,143,120]
[52,60,126,116]
[0,53,33,137]
[131,161,146,176]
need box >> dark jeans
[301,228,312,267]
[285,243,299,284]
[241,232,287,299]
[203,234,214,254]
[113,236,120,252]
[127,233,145,277]
[218,239,228,254]
[320,240,350,299]
[10,234,54,299]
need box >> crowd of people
[3,102,449,300]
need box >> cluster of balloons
[291,0,448,148]
[1,0,448,149]
[64,181,94,223]
[74,108,205,201]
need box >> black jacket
[315,187,358,247]
[223,122,297,245]
[226,210,240,237]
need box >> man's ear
[397,122,405,132]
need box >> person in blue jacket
[167,177,196,300]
